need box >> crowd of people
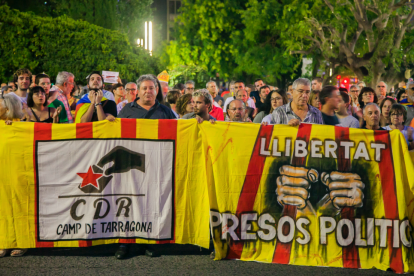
[1,68,414,259]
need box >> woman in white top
[254,90,288,124]
[384,103,414,150]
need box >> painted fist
[321,172,365,209]
[276,165,318,209]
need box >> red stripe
[157,120,178,244]
[34,123,54,248]
[335,126,360,269]
[272,123,313,264]
[76,123,93,139]
[226,125,274,259]
[76,122,93,247]
[374,130,403,273]
[121,119,136,139]
[119,119,138,244]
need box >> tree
[0,5,159,83]
[2,0,153,44]
[164,0,301,85]
[281,0,414,87]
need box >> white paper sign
[36,139,174,241]
[102,71,119,84]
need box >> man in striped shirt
[270,78,323,125]
[54,71,75,123]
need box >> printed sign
[102,71,119,84]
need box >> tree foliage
[0,5,159,83]
[280,0,414,86]
[164,0,301,84]
[2,0,153,44]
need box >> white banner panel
[36,139,174,241]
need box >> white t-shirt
[9,92,27,105]
[117,99,128,114]
[223,97,256,112]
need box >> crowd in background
[1,68,414,259]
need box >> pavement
[0,244,394,275]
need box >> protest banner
[201,122,414,273]
[1,120,414,273]
[0,119,209,249]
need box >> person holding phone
[75,71,117,123]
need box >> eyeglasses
[271,97,282,101]
[228,108,245,112]
[390,113,404,117]
[126,88,137,92]
[350,90,359,93]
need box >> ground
[0,244,394,275]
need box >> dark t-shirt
[322,112,340,126]
[91,100,117,122]
[255,100,265,111]
[118,100,176,119]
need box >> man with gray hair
[399,80,414,126]
[54,71,75,123]
[362,103,385,130]
[357,81,366,90]
[118,75,176,119]
[376,81,387,102]
[185,80,195,94]
[271,78,323,125]
[182,89,216,123]
[117,82,138,114]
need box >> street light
[149,21,153,56]
[145,21,148,50]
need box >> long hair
[0,94,23,120]
[258,90,288,115]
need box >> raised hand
[96,146,145,176]
[95,89,104,103]
[276,165,318,210]
[88,91,96,105]
[53,106,62,119]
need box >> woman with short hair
[175,94,194,118]
[384,104,414,150]
[308,91,321,110]
[25,86,61,123]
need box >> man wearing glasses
[185,80,195,94]
[376,81,388,103]
[117,82,138,114]
[226,99,249,122]
[349,85,360,110]
[400,80,414,126]
[271,78,323,125]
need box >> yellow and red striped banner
[0,119,209,249]
[201,122,414,273]
[1,119,414,273]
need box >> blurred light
[336,75,341,80]
[145,21,148,50]
[149,21,153,56]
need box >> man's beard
[89,83,103,91]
